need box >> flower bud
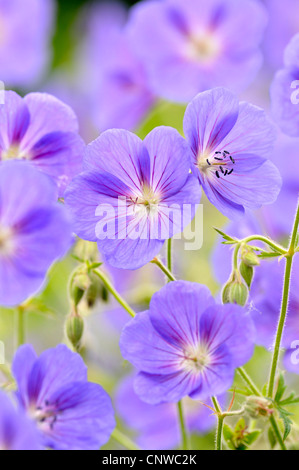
[66,312,84,351]
[222,272,248,306]
[86,272,107,308]
[241,246,260,267]
[70,270,90,307]
[245,396,273,419]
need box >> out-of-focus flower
[0,0,55,87]
[271,34,299,137]
[77,2,155,132]
[183,88,282,219]
[262,0,299,69]
[115,374,223,450]
[0,390,41,450]
[127,0,267,102]
[0,91,84,197]
[65,127,200,270]
[120,281,255,404]
[0,161,72,307]
[12,344,115,450]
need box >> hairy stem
[151,257,176,282]
[93,269,136,318]
[177,401,189,450]
[212,397,223,451]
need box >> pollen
[1,145,30,161]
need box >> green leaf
[258,252,281,259]
[240,262,254,288]
[275,373,287,403]
[214,228,237,243]
[243,430,261,446]
[268,428,277,449]
[277,407,293,440]
[223,424,234,441]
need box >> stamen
[215,171,220,179]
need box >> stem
[167,239,172,276]
[151,257,176,282]
[269,416,287,451]
[233,235,287,271]
[93,269,136,318]
[177,401,189,450]
[16,306,25,347]
[268,199,299,398]
[111,429,141,451]
[212,397,223,451]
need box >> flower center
[0,225,15,256]
[31,400,60,431]
[188,33,220,63]
[128,184,160,217]
[1,145,30,161]
[198,149,236,179]
[183,343,211,373]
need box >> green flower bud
[241,246,260,267]
[245,396,273,419]
[86,272,106,308]
[66,312,84,351]
[70,270,90,307]
[222,272,248,306]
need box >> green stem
[167,239,172,276]
[212,397,223,451]
[151,258,176,282]
[16,306,25,347]
[93,269,136,318]
[177,401,189,450]
[111,429,141,451]
[237,368,286,450]
[233,235,287,271]
[268,199,299,399]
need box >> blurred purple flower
[115,374,223,450]
[0,391,41,450]
[120,281,255,404]
[262,0,299,69]
[12,344,115,450]
[271,34,299,137]
[0,161,72,306]
[65,127,200,270]
[0,91,84,197]
[184,88,282,219]
[0,0,55,87]
[78,2,155,132]
[127,0,267,102]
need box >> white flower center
[0,225,15,256]
[187,32,220,63]
[197,149,236,179]
[128,184,161,217]
[183,343,211,374]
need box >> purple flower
[0,391,41,450]
[271,34,299,137]
[0,161,72,307]
[127,0,267,102]
[65,127,200,270]
[12,344,116,450]
[263,0,299,70]
[115,374,224,450]
[0,91,85,196]
[0,0,55,87]
[183,88,282,219]
[120,281,255,404]
[78,2,155,131]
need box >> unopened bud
[70,271,90,307]
[241,247,260,267]
[86,272,106,308]
[245,396,273,419]
[222,272,248,306]
[66,312,84,351]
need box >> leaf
[240,262,254,288]
[275,373,287,403]
[278,407,293,440]
[243,430,261,446]
[268,428,277,449]
[214,228,237,243]
[89,262,103,271]
[258,252,281,259]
